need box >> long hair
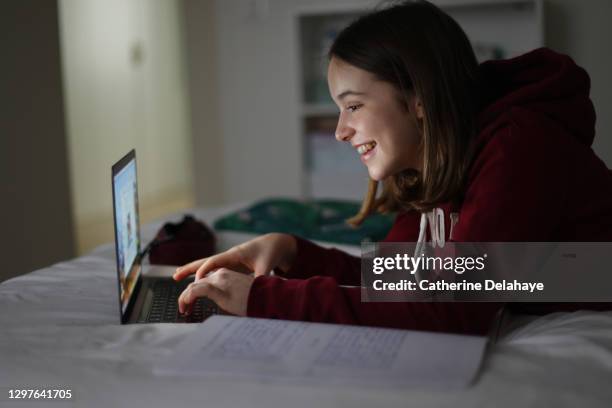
[329,0,482,226]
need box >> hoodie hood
[477,47,596,147]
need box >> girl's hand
[178,268,253,316]
[172,233,297,282]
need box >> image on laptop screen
[112,156,141,313]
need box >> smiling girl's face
[328,57,424,181]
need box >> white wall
[183,0,225,206]
[59,0,194,253]
[185,0,612,209]
[184,0,327,206]
[0,0,75,282]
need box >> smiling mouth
[357,142,377,155]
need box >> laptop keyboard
[144,279,219,323]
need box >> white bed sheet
[1,206,612,408]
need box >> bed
[1,205,612,408]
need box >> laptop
[111,149,220,324]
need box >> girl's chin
[366,166,388,181]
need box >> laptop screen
[111,150,142,315]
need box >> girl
[174,0,612,334]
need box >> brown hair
[330,0,482,226]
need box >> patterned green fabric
[213,198,394,245]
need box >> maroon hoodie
[246,48,612,335]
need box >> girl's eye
[346,104,362,113]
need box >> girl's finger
[205,269,233,291]
[194,251,240,281]
[253,257,274,277]
[173,258,207,281]
[177,282,196,314]
[178,280,226,314]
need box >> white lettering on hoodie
[412,208,460,282]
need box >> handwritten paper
[154,316,487,389]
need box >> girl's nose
[335,124,355,142]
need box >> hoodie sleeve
[247,212,503,335]
[247,276,501,335]
[275,210,423,285]
[274,235,361,286]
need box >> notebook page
[154,315,487,389]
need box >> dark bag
[147,215,216,266]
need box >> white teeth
[357,142,376,155]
